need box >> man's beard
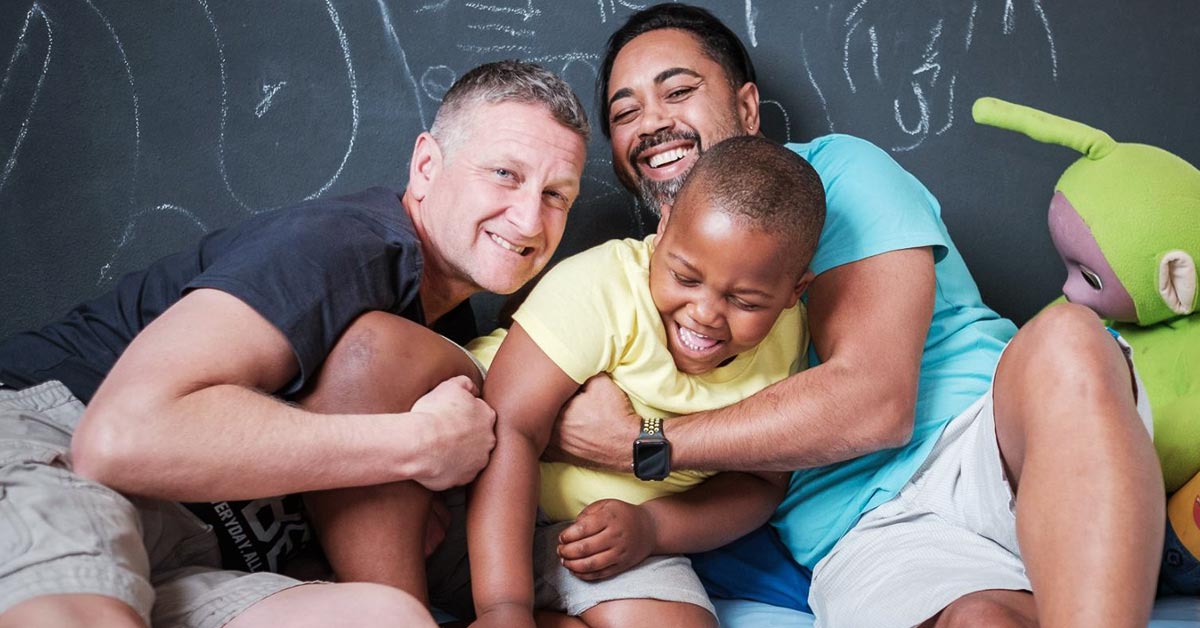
[629,130,702,215]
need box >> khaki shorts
[0,381,308,628]
[808,336,1153,628]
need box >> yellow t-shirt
[468,235,807,522]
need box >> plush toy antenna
[972,97,1116,160]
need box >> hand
[424,493,451,558]
[544,374,639,472]
[408,375,497,491]
[470,604,535,628]
[558,499,655,580]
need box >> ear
[736,82,762,135]
[406,132,443,201]
[1159,250,1198,315]
[653,203,673,245]
[787,269,816,308]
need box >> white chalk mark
[1030,0,1058,79]
[376,0,429,129]
[303,0,358,202]
[458,44,533,54]
[0,3,52,198]
[99,204,209,284]
[417,0,451,12]
[596,0,607,23]
[913,19,943,87]
[421,65,457,102]
[553,56,597,80]
[761,99,792,143]
[83,0,141,209]
[1003,0,1015,35]
[892,81,930,152]
[934,75,956,135]
[845,0,869,26]
[531,52,600,65]
[254,81,287,118]
[466,2,541,21]
[468,23,535,37]
[869,26,880,82]
[799,34,834,134]
[616,1,649,10]
[965,1,978,51]
[842,17,861,93]
[745,0,759,48]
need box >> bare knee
[0,594,145,628]
[581,599,717,628]
[299,311,480,413]
[228,582,436,628]
[931,592,1036,628]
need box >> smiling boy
[466,136,825,628]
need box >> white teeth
[489,233,527,255]
[648,147,691,168]
[677,324,719,351]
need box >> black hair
[596,3,756,138]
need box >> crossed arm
[548,247,936,474]
[71,288,494,502]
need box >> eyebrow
[667,253,774,298]
[607,67,703,108]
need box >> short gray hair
[429,60,590,159]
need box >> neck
[402,188,476,323]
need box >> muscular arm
[550,247,935,472]
[468,323,579,623]
[71,288,489,501]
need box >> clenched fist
[408,375,497,491]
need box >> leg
[0,595,143,628]
[992,303,1163,626]
[535,610,589,628]
[296,312,481,601]
[579,599,717,628]
[223,583,436,628]
[918,589,1036,628]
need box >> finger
[561,547,622,578]
[450,374,479,395]
[558,511,606,545]
[558,525,617,561]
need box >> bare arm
[71,288,494,501]
[468,323,579,626]
[547,247,935,472]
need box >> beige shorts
[808,336,1153,628]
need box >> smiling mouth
[676,323,722,353]
[647,146,694,169]
[489,232,531,256]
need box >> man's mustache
[629,130,702,173]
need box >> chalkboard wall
[2,0,1198,341]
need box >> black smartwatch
[633,416,671,481]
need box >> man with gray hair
[0,59,589,628]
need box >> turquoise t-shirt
[771,135,1017,570]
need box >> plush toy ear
[1160,250,1198,315]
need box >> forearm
[667,360,912,472]
[468,430,541,615]
[642,471,789,554]
[74,383,431,500]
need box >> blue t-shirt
[771,134,1017,569]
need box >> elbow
[875,393,917,450]
[71,397,147,489]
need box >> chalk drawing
[869,25,879,82]
[98,204,209,283]
[965,1,977,50]
[254,81,287,118]
[746,0,759,47]
[0,3,52,198]
[302,0,359,202]
[376,0,429,129]
[800,33,835,134]
[421,65,457,102]
[1030,1,1057,79]
[466,2,541,21]
[417,0,451,12]
[1002,0,1015,35]
[843,17,862,93]
[458,44,533,54]
[761,99,793,143]
[468,23,535,38]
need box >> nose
[506,187,543,238]
[638,99,673,138]
[688,295,722,329]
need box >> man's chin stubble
[636,174,686,217]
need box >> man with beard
[0,60,588,628]
[543,5,1162,627]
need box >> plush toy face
[1048,191,1138,322]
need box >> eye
[610,107,638,125]
[1079,266,1104,291]
[671,270,699,287]
[730,297,764,312]
[543,189,570,208]
[666,86,695,100]
[494,168,515,180]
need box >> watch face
[634,440,671,480]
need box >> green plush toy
[972,97,1200,492]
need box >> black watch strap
[633,416,671,481]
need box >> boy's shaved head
[674,136,826,273]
